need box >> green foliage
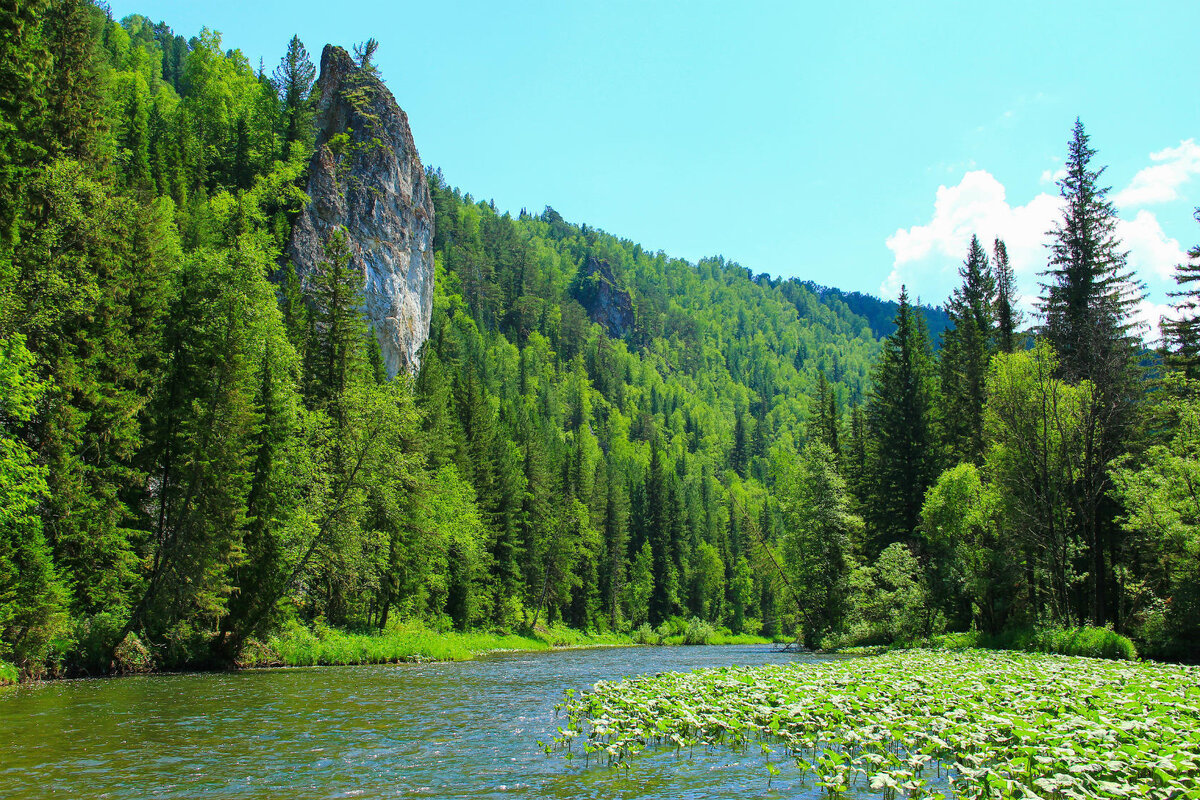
[839,542,934,647]
[0,334,67,676]
[925,626,1138,661]
[1113,377,1200,659]
[4,14,1195,674]
[920,462,1016,633]
[779,441,859,647]
[985,342,1095,626]
[864,288,941,551]
[244,618,630,667]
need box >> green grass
[921,625,1138,661]
[554,648,1200,798]
[240,618,777,668]
[239,621,634,668]
[0,660,16,686]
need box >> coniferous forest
[2,2,1199,682]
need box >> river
[1,644,839,799]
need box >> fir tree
[1161,210,1200,379]
[1040,119,1145,384]
[993,237,1022,354]
[273,35,315,160]
[940,235,996,464]
[1039,119,1146,625]
[865,287,941,552]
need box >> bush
[923,625,1137,661]
[112,633,155,673]
[632,623,661,645]
[68,612,127,674]
[0,661,17,686]
[682,617,716,645]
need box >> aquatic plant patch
[553,649,1200,798]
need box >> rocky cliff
[571,255,635,339]
[288,45,434,376]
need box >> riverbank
[237,619,778,669]
[834,624,1139,661]
[236,621,634,667]
[0,661,16,686]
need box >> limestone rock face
[572,255,635,339]
[288,45,434,376]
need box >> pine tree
[645,443,678,624]
[273,36,315,161]
[1161,210,1200,379]
[730,409,748,477]
[993,238,1022,354]
[308,227,369,419]
[808,371,840,457]
[940,235,996,464]
[1039,118,1146,625]
[1040,119,1145,384]
[0,0,50,253]
[865,287,941,553]
[781,440,859,647]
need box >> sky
[112,1,1200,337]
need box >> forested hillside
[0,4,895,676]
[3,2,1198,680]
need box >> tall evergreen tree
[1040,119,1144,384]
[865,287,941,553]
[1161,210,1200,379]
[273,35,316,161]
[1039,119,1146,626]
[993,237,1022,354]
[940,235,996,464]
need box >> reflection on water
[0,645,841,799]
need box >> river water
[1,644,840,799]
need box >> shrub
[923,625,1137,661]
[682,617,716,645]
[632,623,661,645]
[112,633,154,673]
[0,661,17,685]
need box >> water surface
[1,644,839,799]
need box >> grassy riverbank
[836,625,1139,661]
[0,660,16,686]
[238,621,635,667]
[555,648,1200,797]
[238,617,780,669]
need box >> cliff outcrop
[571,255,635,339]
[288,45,434,375]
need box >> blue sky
[114,1,1200,334]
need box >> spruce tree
[1040,119,1144,384]
[1161,210,1200,379]
[940,235,996,464]
[993,238,1022,354]
[273,36,316,161]
[1039,118,1146,625]
[865,287,940,553]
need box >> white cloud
[1135,300,1175,346]
[1117,210,1188,281]
[881,170,1061,310]
[883,169,1190,340]
[1040,167,1066,185]
[1113,139,1200,208]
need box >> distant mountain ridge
[800,281,953,344]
